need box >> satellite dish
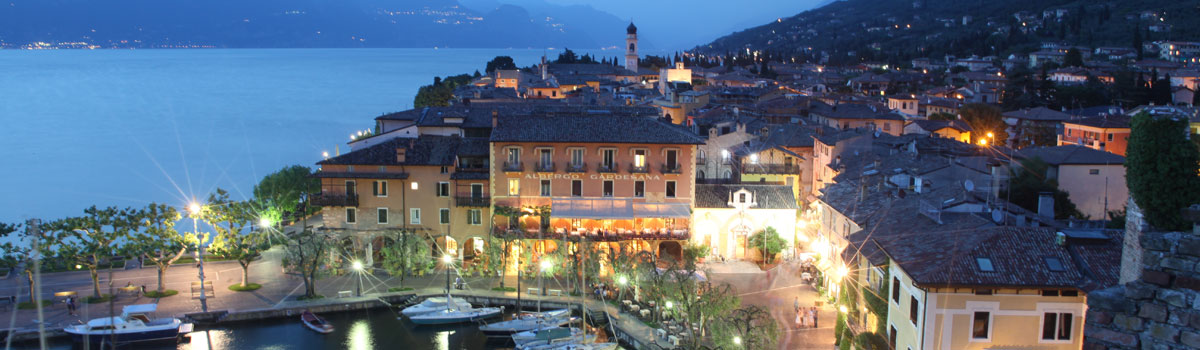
[991,209,1004,223]
[963,180,975,192]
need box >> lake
[0,48,597,227]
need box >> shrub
[18,300,53,309]
[144,290,179,298]
[387,287,414,292]
[1125,113,1200,230]
[84,294,113,304]
[228,283,262,292]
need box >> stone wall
[1083,202,1200,349]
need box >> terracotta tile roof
[695,184,798,209]
[490,115,703,145]
[318,135,471,166]
[1002,107,1071,122]
[1016,145,1125,165]
[1063,115,1131,129]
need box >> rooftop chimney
[1037,192,1055,218]
[396,147,407,163]
[492,109,499,128]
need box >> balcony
[503,161,523,172]
[493,227,691,242]
[598,162,619,173]
[310,193,358,207]
[629,163,649,174]
[742,163,799,175]
[661,163,682,174]
[566,162,588,173]
[696,157,706,165]
[455,196,490,207]
[535,161,556,173]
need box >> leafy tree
[128,203,191,293]
[485,56,517,73]
[1010,158,1084,219]
[928,112,956,121]
[747,226,788,264]
[205,189,270,288]
[254,165,319,218]
[554,48,579,64]
[380,229,431,289]
[682,243,709,268]
[658,257,739,348]
[1063,48,1084,67]
[285,226,335,299]
[1,221,59,303]
[711,305,779,350]
[58,206,136,299]
[0,222,22,273]
[1014,123,1058,147]
[1126,113,1200,230]
[959,103,1009,146]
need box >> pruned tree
[285,226,335,299]
[128,203,192,293]
[254,165,320,218]
[748,226,788,264]
[57,206,136,299]
[380,229,430,289]
[205,189,270,288]
[711,305,780,350]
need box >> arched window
[629,43,636,52]
[722,170,732,179]
[697,170,706,179]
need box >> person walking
[794,309,803,329]
[811,306,819,328]
[793,296,800,313]
[66,296,77,316]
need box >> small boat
[515,331,598,350]
[480,309,571,335]
[400,297,472,317]
[301,310,334,334]
[63,304,187,345]
[542,343,619,350]
[408,305,503,325]
[511,327,583,346]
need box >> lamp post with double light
[187,201,208,312]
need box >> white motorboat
[511,327,583,346]
[480,309,571,335]
[541,343,619,350]
[407,305,503,325]
[63,304,187,345]
[400,297,472,317]
[515,332,598,350]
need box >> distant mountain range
[0,0,630,49]
[696,0,1200,63]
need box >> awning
[633,202,692,218]
[551,198,634,219]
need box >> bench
[190,281,214,299]
[337,291,353,298]
[547,289,563,297]
[53,291,77,305]
[0,295,14,311]
[117,286,140,299]
[526,287,539,296]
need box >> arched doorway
[658,241,683,262]
[463,237,485,261]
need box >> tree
[711,305,779,350]
[285,226,335,299]
[254,165,319,218]
[58,206,136,299]
[554,49,579,64]
[205,189,270,288]
[959,103,1009,146]
[0,222,22,273]
[1133,25,1144,60]
[1010,158,1085,219]
[380,229,431,289]
[128,203,191,294]
[485,56,517,73]
[928,112,956,121]
[1126,113,1200,230]
[1063,48,1084,67]
[1,220,58,304]
[747,227,788,264]
[658,256,739,349]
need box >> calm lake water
[0,48,612,228]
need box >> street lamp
[733,336,743,346]
[538,258,552,312]
[187,201,208,312]
[258,217,272,229]
[442,254,453,294]
[352,260,364,297]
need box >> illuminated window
[634,149,646,167]
[508,178,520,196]
[372,181,388,197]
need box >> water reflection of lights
[346,320,374,350]
[432,330,455,350]
[186,329,230,349]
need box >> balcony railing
[566,162,588,173]
[535,161,556,173]
[661,163,682,174]
[696,157,706,165]
[598,162,619,173]
[629,163,649,174]
[493,227,691,242]
[310,193,358,207]
[503,161,523,172]
[455,196,490,207]
[742,163,799,174]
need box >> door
[471,184,483,199]
[345,181,356,197]
[666,150,677,169]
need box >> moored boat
[480,309,571,335]
[407,305,503,325]
[63,304,187,345]
[300,310,334,334]
[400,297,472,317]
[511,326,583,346]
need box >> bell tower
[624,22,639,71]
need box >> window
[439,208,450,224]
[377,208,388,224]
[974,289,993,295]
[1088,169,1099,175]
[508,178,520,196]
[409,208,421,225]
[440,166,448,174]
[888,326,896,348]
[976,257,995,272]
[909,296,919,325]
[972,311,990,340]
[634,181,645,197]
[665,149,678,168]
[437,182,450,197]
[1042,290,1060,297]
[345,180,356,197]
[345,208,357,224]
[666,181,676,198]
[634,149,647,167]
[471,184,484,198]
[411,181,418,190]
[1061,290,1078,297]
[738,193,747,203]
[1107,133,1114,141]
[572,180,583,197]
[507,147,520,165]
[892,277,900,302]
[373,181,388,197]
[1045,257,1066,272]
[883,122,891,131]
[602,149,616,167]
[540,149,552,166]
[467,209,481,225]
[570,148,584,167]
[1042,313,1073,341]
[603,180,614,197]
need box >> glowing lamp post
[442,254,453,294]
[733,336,743,346]
[538,259,552,312]
[188,201,208,312]
[352,260,364,297]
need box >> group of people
[793,297,819,329]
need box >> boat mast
[581,235,587,342]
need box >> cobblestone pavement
[704,260,835,350]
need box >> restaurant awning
[551,198,634,219]
[633,202,692,219]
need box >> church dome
[626,22,637,35]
